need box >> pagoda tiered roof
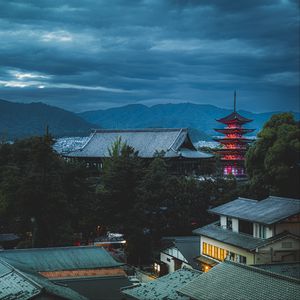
[213,137,254,144]
[216,111,253,124]
[214,128,255,135]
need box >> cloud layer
[0,0,299,112]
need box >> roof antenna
[234,90,236,113]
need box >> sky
[0,0,299,113]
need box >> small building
[0,259,87,300]
[158,236,200,275]
[193,196,300,271]
[178,260,300,300]
[0,246,131,300]
[121,267,202,300]
[64,128,214,176]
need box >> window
[167,258,171,262]
[227,217,232,230]
[202,242,226,262]
[259,224,266,238]
[239,255,247,264]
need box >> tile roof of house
[121,268,202,300]
[65,128,213,159]
[208,196,300,225]
[178,260,300,300]
[0,259,87,300]
[0,246,122,272]
[192,222,263,250]
[162,236,200,269]
[0,233,20,242]
[254,262,300,279]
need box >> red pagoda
[214,92,254,177]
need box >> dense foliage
[0,135,234,263]
[0,135,94,247]
[245,113,300,198]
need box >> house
[121,267,202,300]
[193,196,300,271]
[0,259,87,300]
[0,246,131,300]
[178,260,300,300]
[157,236,200,275]
[64,128,214,176]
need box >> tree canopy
[245,113,300,198]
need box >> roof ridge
[0,245,103,252]
[93,128,186,133]
[168,128,184,151]
[224,260,300,284]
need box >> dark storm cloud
[0,0,299,112]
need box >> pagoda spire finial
[234,90,236,112]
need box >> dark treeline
[0,113,299,264]
[0,133,236,263]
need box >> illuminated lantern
[214,92,255,177]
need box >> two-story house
[193,196,300,272]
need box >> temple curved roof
[65,128,213,159]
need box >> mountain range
[78,103,300,137]
[0,99,94,140]
[1,99,299,141]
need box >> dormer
[209,196,300,239]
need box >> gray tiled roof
[192,222,263,250]
[178,260,300,300]
[162,236,200,269]
[254,262,300,279]
[65,128,213,159]
[0,246,122,272]
[0,259,87,300]
[208,196,300,225]
[121,268,202,300]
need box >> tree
[245,113,300,198]
[97,138,143,228]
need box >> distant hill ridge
[1,99,299,141]
[0,99,95,140]
[78,103,300,138]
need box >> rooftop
[0,246,123,272]
[65,128,213,159]
[208,196,300,225]
[121,268,202,300]
[192,222,263,250]
[216,111,253,124]
[162,236,200,269]
[0,259,87,300]
[254,262,300,280]
[178,260,300,300]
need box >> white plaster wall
[160,252,175,273]
[220,216,227,228]
[232,218,239,233]
[201,236,255,265]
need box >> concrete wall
[256,236,300,264]
[275,223,300,236]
